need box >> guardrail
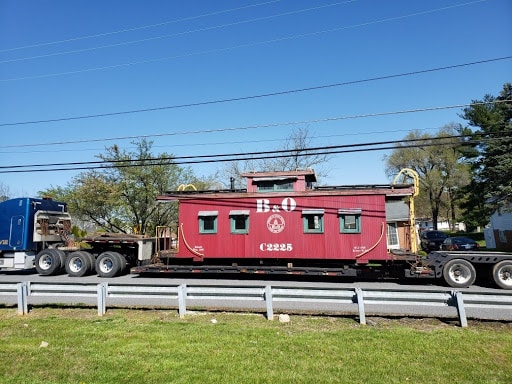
[1,282,511,327]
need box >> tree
[215,127,331,187]
[0,183,11,202]
[459,83,512,223]
[259,126,331,175]
[385,125,471,230]
[213,159,258,190]
[40,139,198,236]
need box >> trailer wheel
[35,249,65,276]
[442,259,476,288]
[95,251,123,278]
[65,251,93,277]
[492,260,512,289]
[108,252,127,275]
[116,253,127,275]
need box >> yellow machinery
[393,168,420,253]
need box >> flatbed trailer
[426,250,512,289]
[131,249,512,289]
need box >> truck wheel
[116,253,127,275]
[106,252,127,275]
[95,251,123,278]
[35,249,65,276]
[492,260,512,289]
[442,259,476,288]
[65,251,93,277]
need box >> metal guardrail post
[97,283,107,316]
[22,281,29,315]
[17,282,29,315]
[16,282,23,315]
[265,285,274,320]
[355,288,366,325]
[453,291,468,328]
[178,284,187,318]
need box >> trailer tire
[492,260,512,290]
[95,251,123,278]
[65,251,93,277]
[116,253,127,275]
[108,252,127,275]
[442,259,476,288]
[35,249,65,276]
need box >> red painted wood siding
[176,193,391,262]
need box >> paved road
[1,270,511,321]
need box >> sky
[0,0,511,197]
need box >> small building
[484,205,512,251]
[417,219,466,232]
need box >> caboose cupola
[241,169,317,192]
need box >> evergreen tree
[460,83,512,224]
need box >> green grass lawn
[0,307,511,384]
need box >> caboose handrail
[393,168,420,253]
[179,223,204,259]
[355,222,385,259]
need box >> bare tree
[215,127,331,187]
[0,183,11,202]
[213,159,258,190]
[260,127,330,175]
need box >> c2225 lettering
[259,243,293,252]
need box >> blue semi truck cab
[0,197,155,277]
[0,197,72,270]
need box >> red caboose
[154,170,416,275]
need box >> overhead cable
[0,132,507,174]
[0,0,489,81]
[1,57,509,127]
[0,99,506,150]
[0,99,506,149]
[0,0,284,53]
[0,125,446,154]
[0,1,354,63]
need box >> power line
[1,56,509,128]
[0,99,505,150]
[0,1,355,64]
[0,0,284,53]
[0,132,507,174]
[0,125,445,155]
[0,0,488,82]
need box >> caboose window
[302,209,324,233]
[230,210,249,234]
[254,177,294,192]
[198,211,218,234]
[387,223,399,249]
[338,209,361,233]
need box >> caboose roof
[157,184,415,201]
[157,168,415,201]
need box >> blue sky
[1,0,511,196]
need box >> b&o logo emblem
[266,214,285,234]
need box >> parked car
[420,230,448,251]
[440,236,480,251]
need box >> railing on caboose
[155,226,179,258]
[393,168,420,253]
